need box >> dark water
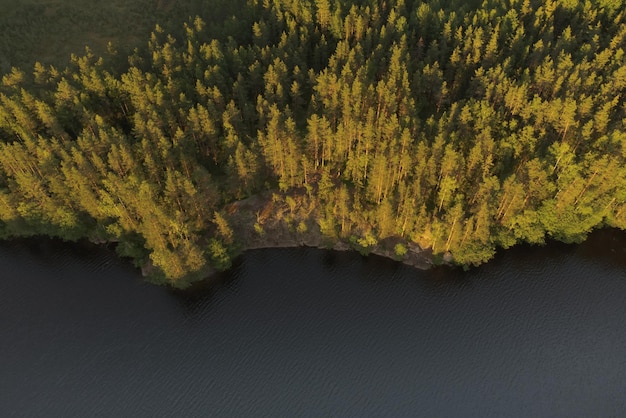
[1,230,626,417]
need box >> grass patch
[0,0,248,74]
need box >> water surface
[1,231,626,416]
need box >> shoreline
[221,191,437,273]
[236,235,434,270]
[142,190,439,285]
[4,224,625,289]
[164,240,436,291]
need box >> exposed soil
[225,191,435,271]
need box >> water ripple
[1,230,626,416]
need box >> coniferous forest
[0,0,625,286]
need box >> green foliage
[254,222,265,236]
[353,231,378,255]
[393,243,408,259]
[1,0,625,285]
[297,221,308,234]
[207,238,232,270]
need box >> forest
[0,0,625,286]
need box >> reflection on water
[574,228,626,268]
[1,230,626,417]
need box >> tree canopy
[1,0,625,285]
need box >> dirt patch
[225,191,435,271]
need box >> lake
[1,230,626,416]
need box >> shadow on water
[486,227,626,270]
[6,228,623,320]
[406,227,626,294]
[168,256,245,318]
[319,247,358,272]
[0,237,117,269]
[574,228,626,268]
